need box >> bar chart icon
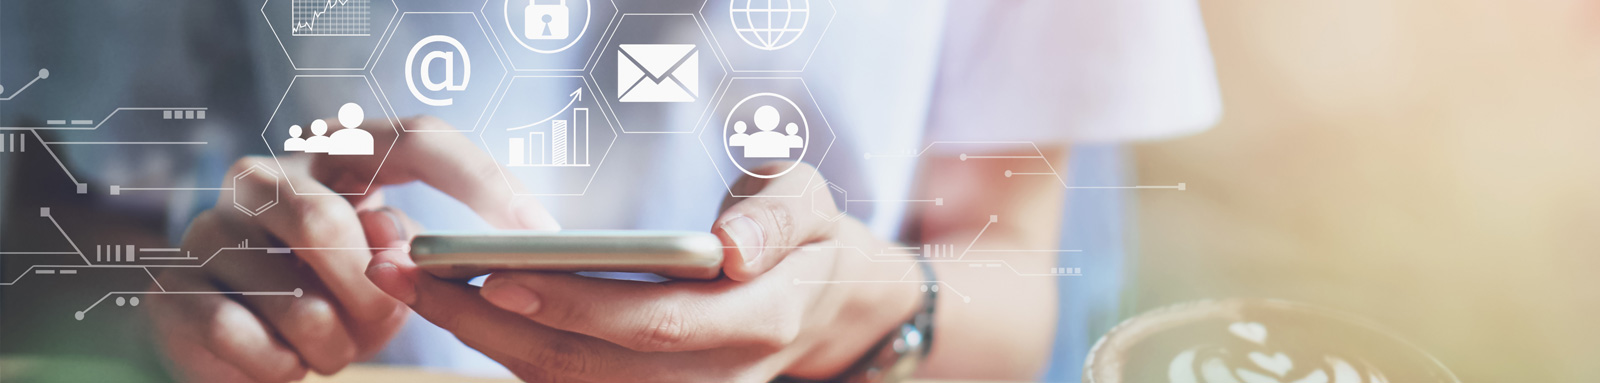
[508,108,589,167]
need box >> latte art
[1167,322,1389,383]
[1083,300,1457,383]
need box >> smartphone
[409,231,725,280]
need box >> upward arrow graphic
[508,88,583,132]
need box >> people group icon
[729,104,804,159]
[283,103,374,156]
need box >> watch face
[1084,299,1458,383]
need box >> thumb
[713,162,839,281]
[358,208,426,305]
[358,207,425,247]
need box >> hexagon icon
[810,181,847,222]
[261,75,399,196]
[700,0,834,72]
[589,13,728,134]
[478,75,618,196]
[697,77,835,197]
[482,0,619,71]
[372,12,507,132]
[233,164,281,217]
[261,0,399,70]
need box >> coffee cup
[1084,299,1458,383]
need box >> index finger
[225,156,398,323]
[311,116,558,230]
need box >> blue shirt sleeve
[1041,144,1134,381]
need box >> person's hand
[149,116,557,382]
[365,163,923,382]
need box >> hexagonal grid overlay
[482,0,619,71]
[233,164,281,217]
[479,75,618,196]
[261,0,399,70]
[697,77,835,197]
[261,75,399,196]
[372,12,507,132]
[699,0,834,72]
[589,13,729,134]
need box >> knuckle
[201,303,255,355]
[751,303,803,351]
[745,309,800,352]
[767,317,802,350]
[281,297,342,343]
[193,301,310,383]
[760,199,798,246]
[284,298,354,373]
[632,305,695,352]
[288,196,355,244]
[521,338,599,377]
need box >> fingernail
[366,261,416,305]
[482,281,541,316]
[722,216,765,266]
[377,207,407,242]
[358,208,407,246]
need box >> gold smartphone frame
[409,231,725,280]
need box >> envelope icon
[617,44,699,103]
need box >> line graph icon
[292,0,372,37]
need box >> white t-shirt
[377,0,1221,375]
[927,0,1221,144]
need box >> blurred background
[4,1,1600,382]
[1132,1,1600,381]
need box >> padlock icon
[525,0,570,40]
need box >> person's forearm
[920,230,1058,379]
[911,146,1070,378]
[785,215,1059,380]
[783,215,1058,380]
[787,146,1070,380]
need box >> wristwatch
[774,261,938,383]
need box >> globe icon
[729,0,810,51]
